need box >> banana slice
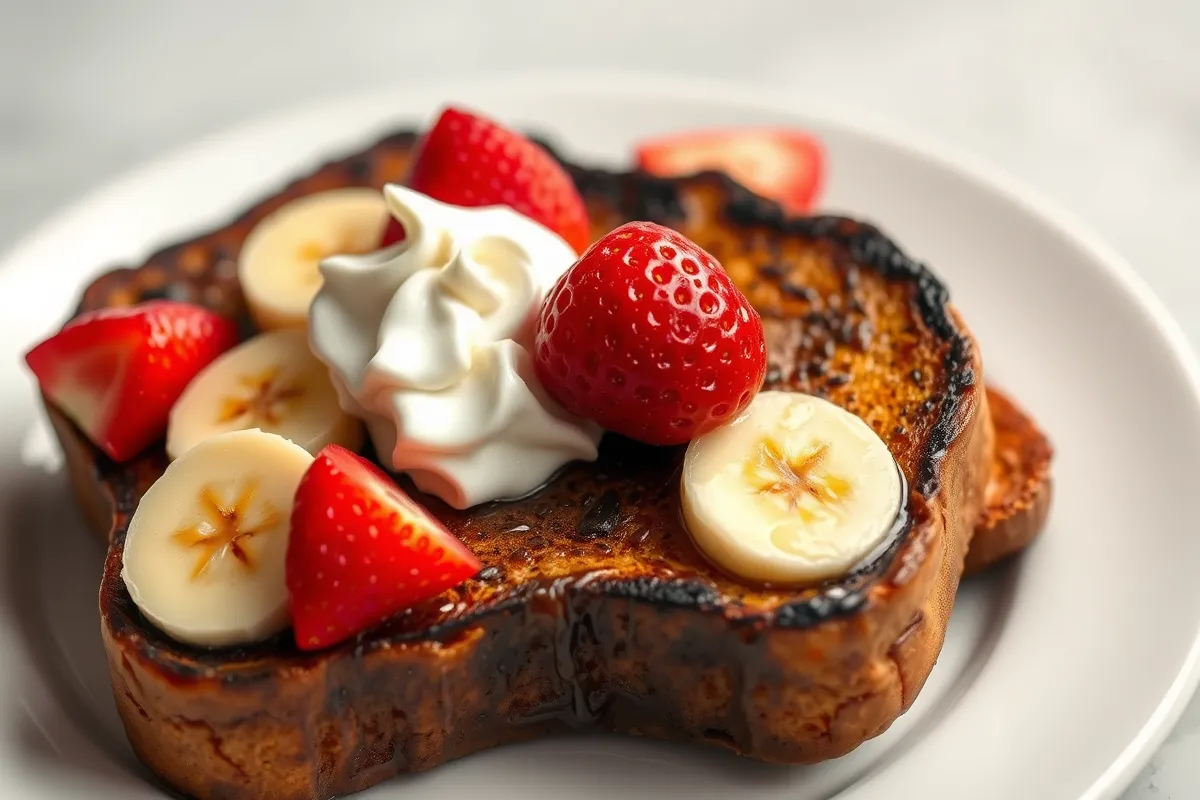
[681,390,903,585]
[238,188,390,330]
[122,429,313,647]
[167,329,363,460]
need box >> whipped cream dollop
[308,185,601,509]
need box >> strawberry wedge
[287,445,481,651]
[24,301,238,462]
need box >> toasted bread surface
[43,130,1047,799]
[965,387,1053,573]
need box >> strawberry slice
[635,128,825,213]
[24,301,238,462]
[381,107,591,253]
[287,444,481,651]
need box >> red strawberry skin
[399,106,591,253]
[636,128,825,214]
[379,215,406,247]
[24,301,238,462]
[287,445,482,651]
[535,222,766,446]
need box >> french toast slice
[43,130,1051,800]
[964,388,1053,574]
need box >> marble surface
[2,0,1198,796]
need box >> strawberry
[24,301,238,462]
[379,215,406,247]
[535,222,766,446]
[381,106,590,253]
[287,445,481,651]
[635,128,825,213]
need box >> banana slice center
[682,390,903,585]
[166,329,363,460]
[748,440,849,516]
[296,236,370,287]
[217,368,306,427]
[172,481,282,581]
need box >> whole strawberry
[535,222,766,446]
[381,106,591,254]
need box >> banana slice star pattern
[682,390,903,585]
[122,429,314,647]
[238,188,390,331]
[166,329,363,460]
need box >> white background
[2,0,1197,796]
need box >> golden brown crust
[964,387,1053,574]
[40,129,1050,799]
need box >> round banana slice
[122,429,314,647]
[238,188,390,330]
[166,329,363,460]
[682,390,903,585]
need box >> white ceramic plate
[2,73,1199,800]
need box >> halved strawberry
[635,128,825,213]
[380,106,591,252]
[24,301,238,462]
[287,445,482,651]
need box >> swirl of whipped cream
[308,185,601,509]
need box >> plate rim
[3,69,1199,800]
